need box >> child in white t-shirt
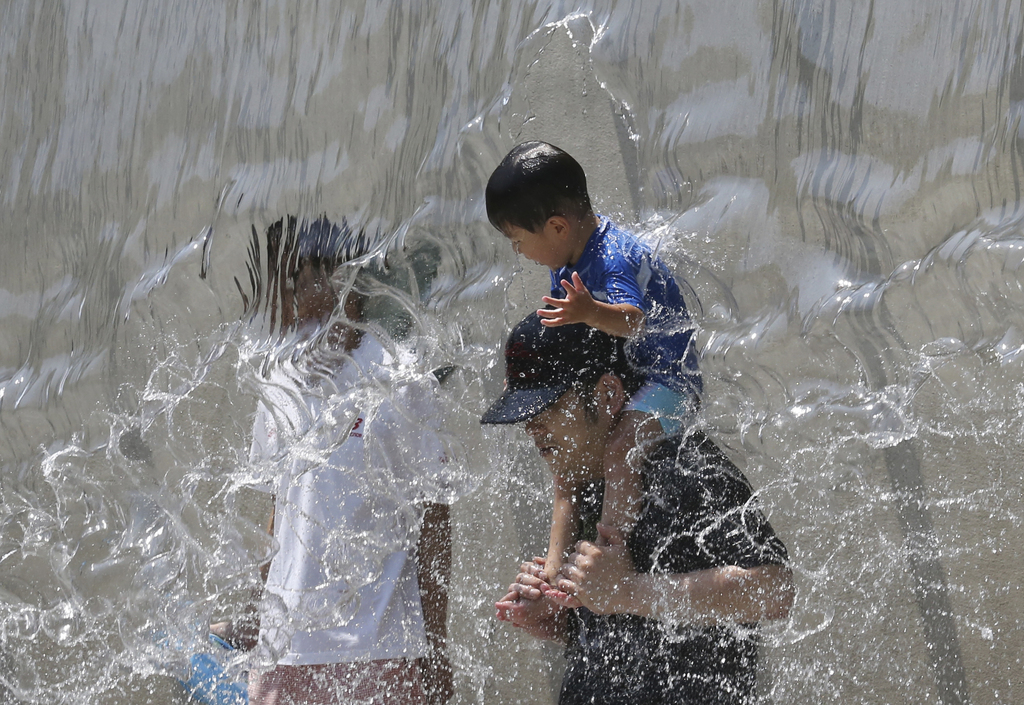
[217,216,456,704]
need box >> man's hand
[210,593,261,651]
[554,524,639,615]
[494,587,558,624]
[538,272,600,327]
[209,617,259,651]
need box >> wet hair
[239,215,376,334]
[572,363,645,424]
[295,216,374,271]
[485,141,593,233]
[567,334,646,424]
[329,266,373,315]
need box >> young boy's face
[293,261,365,352]
[294,261,336,327]
[501,219,574,270]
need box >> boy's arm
[539,271,643,338]
[545,475,579,583]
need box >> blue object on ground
[178,634,248,705]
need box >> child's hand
[539,272,599,327]
[495,589,561,636]
[495,558,569,641]
[508,557,551,601]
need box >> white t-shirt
[249,333,452,666]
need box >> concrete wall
[2,3,1023,704]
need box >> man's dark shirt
[560,431,789,705]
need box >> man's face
[523,388,606,482]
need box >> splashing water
[1,1,1023,703]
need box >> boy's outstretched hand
[539,272,600,327]
[539,272,644,338]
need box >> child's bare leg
[600,410,663,535]
[545,475,578,586]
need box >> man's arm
[619,564,794,624]
[554,524,794,625]
[416,502,453,704]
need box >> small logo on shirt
[349,417,364,438]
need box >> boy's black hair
[485,141,593,233]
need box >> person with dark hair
[217,217,456,705]
[484,142,593,234]
[486,313,793,705]
[486,141,702,594]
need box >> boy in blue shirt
[484,141,702,588]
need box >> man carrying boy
[485,313,793,704]
[486,141,702,586]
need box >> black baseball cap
[481,312,629,425]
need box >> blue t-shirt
[550,216,701,397]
